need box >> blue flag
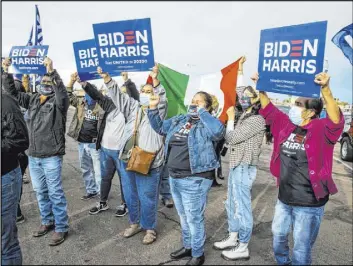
[332,23,353,65]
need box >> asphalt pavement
[18,107,353,265]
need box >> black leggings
[17,152,28,217]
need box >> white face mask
[288,105,303,126]
[140,93,151,106]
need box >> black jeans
[17,152,28,217]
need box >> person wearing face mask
[148,91,225,266]
[121,71,140,102]
[71,74,128,218]
[213,57,266,261]
[95,65,167,245]
[2,57,70,246]
[252,71,344,265]
[66,75,103,201]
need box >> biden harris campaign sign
[9,45,49,75]
[93,18,155,73]
[257,21,327,98]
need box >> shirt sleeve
[227,120,235,132]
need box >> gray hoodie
[105,79,167,169]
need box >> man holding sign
[254,69,344,264]
[2,57,70,247]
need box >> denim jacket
[148,108,225,174]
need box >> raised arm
[199,108,226,141]
[314,72,344,143]
[43,57,69,114]
[314,72,341,124]
[250,72,290,139]
[66,73,79,108]
[148,94,179,136]
[97,67,138,122]
[1,58,31,109]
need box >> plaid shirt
[225,112,266,169]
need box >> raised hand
[149,63,159,79]
[314,72,330,89]
[251,72,259,84]
[97,66,110,83]
[43,57,54,73]
[2,57,12,73]
[149,94,160,109]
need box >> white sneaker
[213,232,239,250]
[221,242,250,261]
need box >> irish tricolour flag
[147,58,241,123]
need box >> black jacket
[14,79,28,115]
[1,88,29,175]
[2,71,69,158]
[123,79,140,102]
[82,82,115,150]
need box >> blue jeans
[29,156,69,233]
[120,162,161,230]
[160,165,172,200]
[170,176,213,258]
[78,143,101,194]
[272,200,325,265]
[226,165,257,243]
[2,167,22,265]
[100,147,125,204]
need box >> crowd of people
[1,55,344,266]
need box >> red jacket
[259,102,344,200]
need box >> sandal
[123,224,142,238]
[142,230,157,245]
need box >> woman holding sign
[254,71,344,265]
[148,90,225,266]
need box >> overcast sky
[2,1,353,103]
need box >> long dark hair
[241,86,261,120]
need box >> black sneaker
[16,215,25,224]
[115,204,128,217]
[89,202,109,215]
[81,192,98,201]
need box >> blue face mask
[85,93,96,106]
[288,105,303,125]
[38,84,54,96]
[140,93,151,106]
[239,95,252,110]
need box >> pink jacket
[259,102,344,200]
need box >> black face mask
[188,104,199,119]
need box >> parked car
[340,113,353,162]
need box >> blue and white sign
[257,21,327,98]
[93,18,155,73]
[9,45,49,74]
[73,39,101,81]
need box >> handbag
[125,108,159,175]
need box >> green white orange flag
[146,58,241,122]
[146,63,189,118]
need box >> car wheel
[340,137,353,162]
